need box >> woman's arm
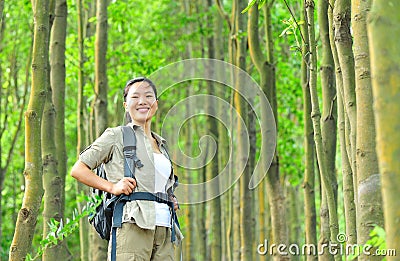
[71,160,136,196]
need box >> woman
[71,77,182,261]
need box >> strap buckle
[134,158,144,168]
[155,192,169,203]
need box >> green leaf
[259,0,267,9]
[241,0,257,14]
[279,27,291,37]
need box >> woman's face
[124,81,158,125]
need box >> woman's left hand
[171,196,179,211]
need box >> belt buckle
[155,192,165,203]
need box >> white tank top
[154,153,172,227]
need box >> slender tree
[233,1,256,260]
[1,3,8,249]
[90,0,109,259]
[0,0,3,42]
[94,0,108,133]
[9,0,50,259]
[333,0,357,199]
[352,1,383,259]
[318,0,338,259]
[301,4,317,260]
[205,1,222,260]
[318,0,337,205]
[0,0,4,25]
[0,47,30,258]
[76,0,90,258]
[41,0,63,259]
[228,1,241,260]
[328,0,357,247]
[214,4,231,260]
[181,1,197,259]
[42,0,69,259]
[368,0,400,258]
[247,2,288,260]
[215,1,236,260]
[305,1,340,260]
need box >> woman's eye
[146,95,153,98]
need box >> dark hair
[123,77,158,123]
[123,77,157,101]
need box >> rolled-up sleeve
[79,128,116,169]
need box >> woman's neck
[131,119,153,137]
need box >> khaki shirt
[79,123,177,230]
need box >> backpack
[87,126,181,261]
[88,165,113,240]
[88,125,142,240]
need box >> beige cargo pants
[108,222,174,261]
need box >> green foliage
[26,194,100,261]
[347,225,387,260]
[241,0,267,14]
[0,0,356,259]
[279,17,304,53]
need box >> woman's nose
[138,96,146,104]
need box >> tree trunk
[352,1,384,259]
[0,44,30,259]
[214,4,230,260]
[42,0,63,259]
[318,1,338,259]
[0,0,4,25]
[328,0,357,248]
[9,0,50,259]
[301,5,317,260]
[0,4,3,222]
[368,0,400,259]
[338,77,357,249]
[91,0,109,259]
[263,4,288,260]
[287,184,300,261]
[229,1,241,260]
[215,2,235,258]
[76,0,90,259]
[318,0,337,205]
[333,0,357,201]
[204,1,222,260]
[200,143,209,260]
[43,0,69,259]
[305,1,340,260]
[94,0,108,134]
[248,2,288,260]
[183,87,196,260]
[180,1,197,260]
[235,1,255,261]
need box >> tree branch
[248,3,265,70]
[215,0,231,31]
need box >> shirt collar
[127,123,167,145]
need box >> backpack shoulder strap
[111,126,142,261]
[121,126,143,179]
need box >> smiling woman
[70,77,182,261]
[123,78,159,126]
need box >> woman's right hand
[111,177,137,196]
